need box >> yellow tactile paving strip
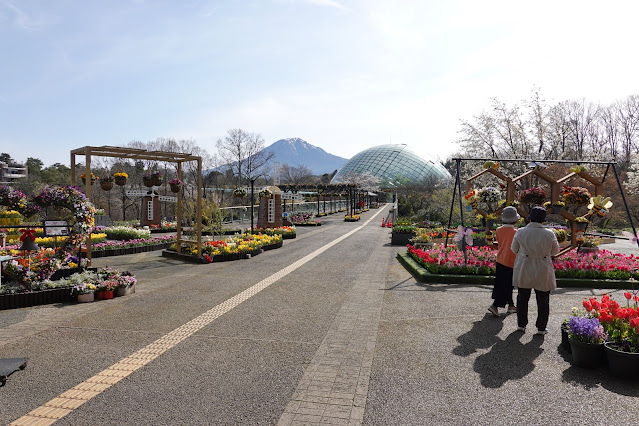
[10,209,384,425]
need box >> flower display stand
[569,338,604,368]
[604,343,639,379]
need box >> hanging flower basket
[100,181,114,191]
[169,183,182,193]
[233,188,248,198]
[259,188,273,199]
[114,172,128,186]
[80,173,98,185]
[142,176,153,187]
[562,186,592,206]
[519,187,547,205]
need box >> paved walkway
[1,208,639,425]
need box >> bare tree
[280,164,315,185]
[216,129,249,188]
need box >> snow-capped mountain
[264,138,348,175]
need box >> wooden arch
[449,158,639,258]
[70,146,203,262]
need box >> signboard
[158,195,177,202]
[44,220,69,236]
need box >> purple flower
[568,316,606,344]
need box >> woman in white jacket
[511,206,560,335]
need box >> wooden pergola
[70,146,203,262]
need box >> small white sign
[44,220,69,236]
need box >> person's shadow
[453,315,503,357]
[473,332,544,388]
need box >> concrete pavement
[1,207,638,425]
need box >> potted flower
[579,236,599,254]
[562,185,592,206]
[114,172,128,186]
[100,175,114,191]
[233,188,248,198]
[168,178,183,193]
[543,200,565,214]
[485,213,498,229]
[519,187,546,205]
[498,199,520,209]
[477,186,501,206]
[80,172,98,185]
[96,278,117,300]
[71,282,97,303]
[409,228,433,250]
[258,188,273,199]
[567,316,607,368]
[574,216,590,231]
[553,228,567,243]
[581,293,639,378]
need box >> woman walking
[511,206,560,335]
[487,206,520,316]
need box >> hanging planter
[233,188,248,198]
[168,178,183,194]
[258,188,273,198]
[142,176,153,187]
[575,218,589,231]
[114,172,128,186]
[80,173,98,185]
[100,176,114,191]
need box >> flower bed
[89,235,175,257]
[163,233,284,263]
[248,226,296,239]
[104,226,151,240]
[344,215,360,222]
[408,245,639,280]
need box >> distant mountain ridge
[264,138,348,175]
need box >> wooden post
[196,158,202,257]
[85,147,92,266]
[176,162,183,253]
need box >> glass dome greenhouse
[331,144,450,185]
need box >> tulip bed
[406,244,639,281]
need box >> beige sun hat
[500,206,520,223]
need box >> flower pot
[151,176,163,186]
[576,222,588,231]
[561,326,572,353]
[115,285,135,297]
[100,181,114,191]
[81,177,96,185]
[114,176,127,186]
[486,220,494,229]
[604,342,639,379]
[170,183,182,193]
[569,337,604,369]
[77,293,94,303]
[143,177,153,187]
[552,206,563,214]
[95,290,114,300]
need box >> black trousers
[517,288,550,331]
[492,262,514,308]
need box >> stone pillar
[257,187,283,229]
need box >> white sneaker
[516,327,526,332]
[488,305,499,317]
[535,329,548,335]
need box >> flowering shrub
[519,187,547,204]
[562,186,592,205]
[567,316,607,344]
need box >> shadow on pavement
[453,315,503,357]
[473,331,543,388]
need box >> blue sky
[2,0,639,168]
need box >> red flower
[625,292,633,300]
[583,300,592,312]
